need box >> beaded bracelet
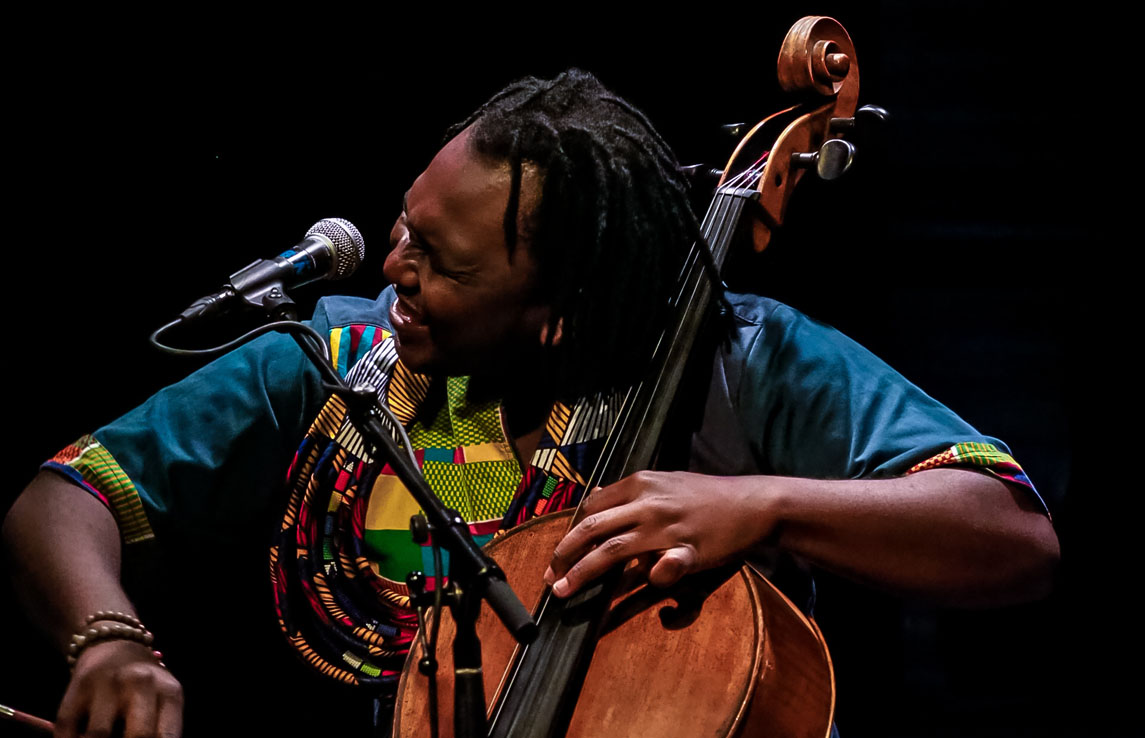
[66,612,163,669]
[85,610,144,629]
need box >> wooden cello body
[396,511,835,737]
[396,16,871,738]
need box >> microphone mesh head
[306,218,366,279]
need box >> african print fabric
[269,324,618,690]
[46,435,155,544]
[39,289,1048,696]
[906,441,1043,513]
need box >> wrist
[67,610,163,670]
[720,473,789,556]
[73,637,159,669]
[740,474,798,557]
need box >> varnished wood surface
[395,510,834,737]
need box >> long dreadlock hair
[446,69,704,401]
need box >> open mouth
[390,296,425,332]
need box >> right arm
[3,472,183,738]
[3,296,377,737]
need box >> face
[383,128,549,377]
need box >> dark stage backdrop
[3,4,1124,737]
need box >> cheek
[425,285,511,343]
[419,280,470,329]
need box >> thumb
[647,547,697,588]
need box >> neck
[471,370,556,434]
[466,362,555,471]
[469,369,556,439]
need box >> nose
[383,232,419,296]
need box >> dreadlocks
[446,69,703,401]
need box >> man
[3,70,1058,738]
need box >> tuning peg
[680,163,724,183]
[830,105,890,132]
[791,138,856,181]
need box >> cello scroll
[719,16,881,252]
[396,15,884,738]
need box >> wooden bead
[66,615,160,670]
[86,611,144,629]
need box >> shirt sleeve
[728,297,1048,513]
[42,306,336,545]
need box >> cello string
[495,146,775,726]
[509,189,736,681]
[486,94,841,735]
[582,186,746,501]
[601,189,732,473]
[579,151,766,493]
[579,147,769,500]
[582,140,772,501]
[581,122,771,482]
[608,193,748,476]
[583,180,733,489]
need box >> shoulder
[722,290,931,409]
[312,286,396,332]
[721,292,886,384]
[312,287,398,378]
[724,291,880,362]
[723,291,789,327]
[718,291,1010,479]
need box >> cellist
[2,69,1058,738]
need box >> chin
[390,334,436,374]
[391,339,466,378]
[392,332,522,380]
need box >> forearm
[765,468,1059,607]
[3,472,185,738]
[548,468,1059,608]
[2,470,135,650]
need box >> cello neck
[485,184,759,738]
[487,14,866,734]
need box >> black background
[1,4,1128,736]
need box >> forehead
[406,132,509,254]
[405,129,539,264]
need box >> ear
[539,317,564,347]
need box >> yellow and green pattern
[907,441,1040,511]
[45,435,155,544]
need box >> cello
[395,16,880,738]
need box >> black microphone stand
[272,296,538,738]
[156,283,538,737]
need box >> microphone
[179,217,365,322]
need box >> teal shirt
[51,288,1044,548]
[689,293,1039,494]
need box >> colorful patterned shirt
[43,287,1045,693]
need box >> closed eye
[400,191,475,283]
